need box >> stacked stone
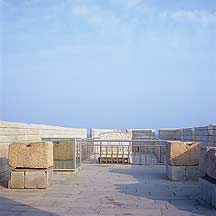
[199,146,216,208]
[8,141,53,189]
[166,141,201,181]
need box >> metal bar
[106,145,108,164]
[74,138,77,170]
[138,145,140,165]
[117,145,119,164]
[100,141,102,164]
[111,143,113,164]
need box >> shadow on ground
[109,165,216,216]
[0,196,60,216]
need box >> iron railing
[80,139,167,165]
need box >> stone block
[9,141,53,169]
[166,164,200,181]
[199,146,216,180]
[9,171,24,189]
[185,165,200,181]
[99,131,132,140]
[166,141,201,166]
[199,177,216,208]
[25,169,50,189]
[53,140,74,160]
[9,168,52,189]
[167,164,185,181]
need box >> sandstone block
[9,141,53,169]
[166,141,201,166]
[199,146,216,180]
[25,170,50,189]
[9,171,24,189]
[53,140,74,160]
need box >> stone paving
[0,164,216,216]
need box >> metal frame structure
[80,139,168,165]
[42,138,81,172]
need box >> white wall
[0,121,87,180]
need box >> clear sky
[0,0,216,129]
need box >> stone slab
[9,141,53,169]
[166,164,200,181]
[8,168,52,189]
[25,170,50,189]
[9,171,24,189]
[166,141,201,166]
[199,177,216,209]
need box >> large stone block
[9,141,53,169]
[166,141,201,166]
[199,146,216,180]
[25,169,50,189]
[53,140,74,160]
[9,171,24,189]
[166,164,200,181]
[99,131,132,140]
[8,168,52,189]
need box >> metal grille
[43,138,81,171]
[80,139,167,165]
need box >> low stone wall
[0,121,87,181]
[158,128,179,141]
[127,129,155,139]
[159,125,216,147]
[90,128,120,139]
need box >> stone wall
[127,129,155,139]
[158,125,216,147]
[90,128,120,139]
[0,121,87,180]
[158,128,179,140]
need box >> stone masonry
[8,141,53,189]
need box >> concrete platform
[167,164,200,181]
[200,177,216,209]
[0,164,216,216]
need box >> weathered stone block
[53,140,74,160]
[199,146,216,180]
[167,164,185,181]
[25,170,50,189]
[167,164,200,181]
[166,141,201,166]
[9,171,24,189]
[9,141,53,169]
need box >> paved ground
[0,164,216,216]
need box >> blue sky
[0,0,216,129]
